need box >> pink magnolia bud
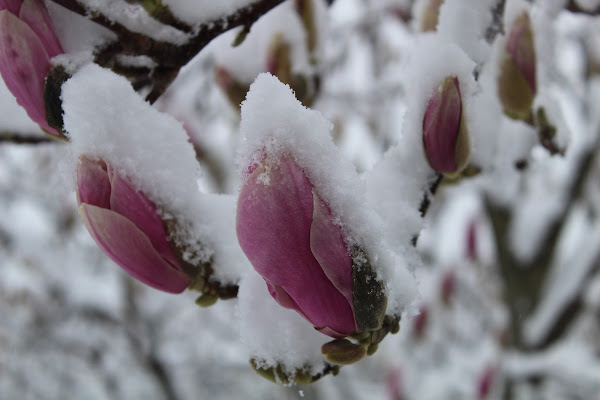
[498,12,536,120]
[423,75,470,175]
[386,368,404,400]
[237,156,386,338]
[412,304,428,339]
[440,269,455,305]
[466,220,477,261]
[0,0,63,136]
[476,365,496,399]
[76,156,190,294]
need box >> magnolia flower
[76,156,190,294]
[237,155,386,338]
[422,75,470,175]
[498,11,536,120]
[0,0,63,136]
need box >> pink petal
[76,156,111,208]
[0,0,23,14]
[236,157,356,336]
[310,192,354,314]
[423,76,462,173]
[0,11,57,135]
[79,204,190,293]
[19,0,63,58]
[107,168,181,269]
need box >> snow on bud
[0,0,63,136]
[422,75,470,175]
[498,11,537,120]
[236,155,386,338]
[76,156,190,294]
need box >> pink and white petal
[107,169,180,269]
[237,157,356,336]
[19,0,63,58]
[0,0,22,15]
[76,156,111,208]
[79,204,190,294]
[316,326,346,339]
[0,11,57,135]
[310,192,354,308]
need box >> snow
[164,0,258,26]
[238,271,329,377]
[75,0,190,45]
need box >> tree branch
[0,132,57,144]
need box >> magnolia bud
[0,0,64,137]
[321,338,367,365]
[420,0,444,32]
[423,75,470,175]
[237,155,387,338]
[498,12,536,120]
[77,156,190,293]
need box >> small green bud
[321,339,367,365]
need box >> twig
[49,0,288,103]
[0,132,57,144]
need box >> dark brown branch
[485,0,506,44]
[0,132,57,144]
[49,0,287,103]
[566,0,600,15]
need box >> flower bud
[266,33,293,87]
[440,269,455,305]
[423,75,470,175]
[420,0,444,32]
[412,305,428,339]
[0,0,64,136]
[236,155,387,338]
[214,65,249,110]
[498,12,536,120]
[476,365,496,399]
[76,156,190,293]
[321,338,366,365]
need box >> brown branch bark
[49,0,287,103]
[0,132,57,144]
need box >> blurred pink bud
[77,156,190,294]
[412,304,428,339]
[466,220,477,261]
[0,0,63,136]
[498,12,536,120]
[236,156,360,338]
[423,75,470,175]
[386,368,404,400]
[476,365,496,399]
[440,269,455,305]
